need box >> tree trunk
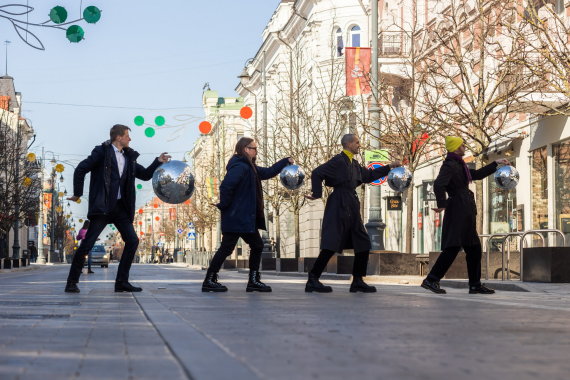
[405,185,414,253]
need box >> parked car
[84,245,109,268]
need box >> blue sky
[2,0,280,223]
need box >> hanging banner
[345,47,371,96]
[169,208,176,221]
[43,193,52,209]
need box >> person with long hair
[202,137,293,292]
[421,136,509,295]
[76,220,93,274]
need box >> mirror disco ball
[279,165,305,190]
[152,160,195,204]
[494,165,519,190]
[387,166,413,192]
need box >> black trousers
[67,200,139,284]
[310,249,370,277]
[427,245,482,287]
[207,231,264,273]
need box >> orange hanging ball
[240,106,253,119]
[199,121,212,134]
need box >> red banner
[169,208,176,221]
[345,47,371,96]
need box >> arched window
[350,25,361,47]
[336,27,344,56]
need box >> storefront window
[554,140,570,239]
[531,147,548,229]
[488,162,517,234]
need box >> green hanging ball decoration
[136,184,143,190]
[155,116,165,126]
[49,6,68,24]
[66,25,85,43]
[83,6,102,24]
[145,127,156,138]
[134,115,145,126]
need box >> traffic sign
[367,162,387,186]
[177,228,183,234]
[187,222,194,227]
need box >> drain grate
[0,313,71,320]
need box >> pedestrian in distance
[76,220,94,274]
[421,136,509,295]
[304,133,401,293]
[28,241,38,263]
[64,124,170,293]
[202,137,293,293]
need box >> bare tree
[418,0,536,232]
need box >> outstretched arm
[256,157,292,180]
[360,161,401,183]
[470,161,498,181]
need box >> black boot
[305,272,332,293]
[246,270,272,292]
[65,282,80,293]
[421,278,446,294]
[350,276,377,293]
[469,284,495,294]
[115,281,142,292]
[202,272,228,292]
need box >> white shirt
[112,144,125,199]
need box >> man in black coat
[421,136,509,295]
[202,137,292,293]
[65,124,170,293]
[304,134,401,293]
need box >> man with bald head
[304,134,401,293]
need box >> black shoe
[421,278,446,294]
[350,276,377,293]
[87,270,94,274]
[469,284,495,294]
[305,273,332,293]
[246,270,272,292]
[65,282,80,293]
[202,273,228,292]
[115,281,142,292]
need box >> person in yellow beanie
[421,136,509,295]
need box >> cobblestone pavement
[1,264,570,380]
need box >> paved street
[1,264,570,380]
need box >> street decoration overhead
[0,4,102,49]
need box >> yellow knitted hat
[445,136,464,152]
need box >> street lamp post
[11,116,22,259]
[364,0,386,250]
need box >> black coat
[311,153,391,253]
[217,155,290,233]
[73,141,161,222]
[434,158,498,249]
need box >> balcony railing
[378,31,411,57]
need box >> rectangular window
[531,147,548,229]
[555,0,564,14]
[554,140,570,238]
[352,33,360,47]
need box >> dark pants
[427,245,482,286]
[67,200,138,284]
[310,249,370,277]
[207,231,264,273]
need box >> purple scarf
[446,152,472,183]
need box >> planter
[261,258,276,271]
[276,258,299,272]
[522,247,570,283]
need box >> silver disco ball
[494,165,519,190]
[279,165,305,190]
[387,166,413,192]
[152,160,195,204]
